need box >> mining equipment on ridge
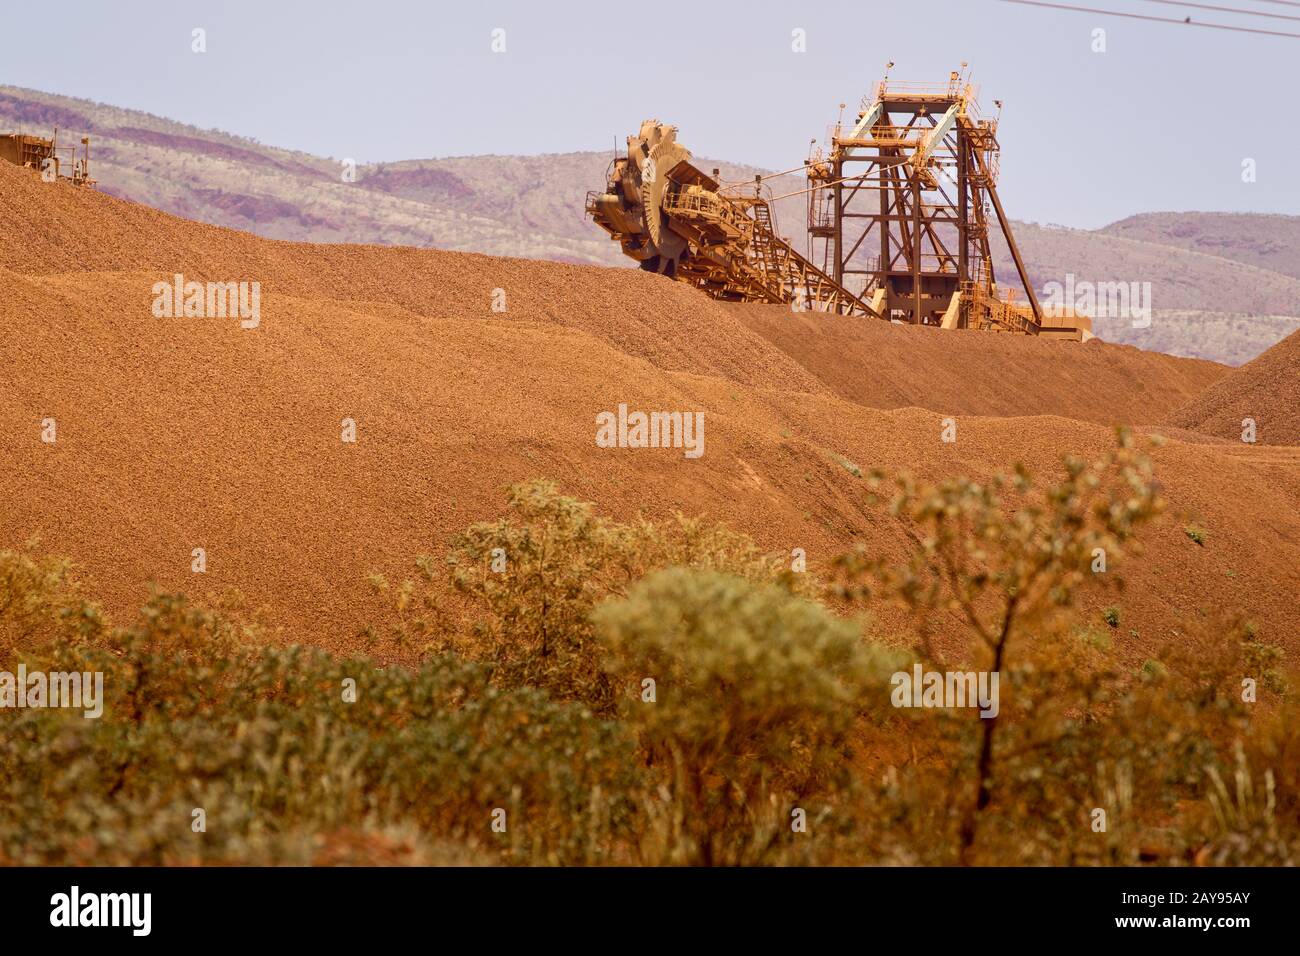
[587,120,884,318]
[587,68,1088,339]
[0,127,94,186]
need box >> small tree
[836,430,1162,862]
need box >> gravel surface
[2,161,1296,658]
[1171,328,1300,445]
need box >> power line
[1140,0,1300,21]
[998,0,1300,37]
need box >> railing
[808,190,834,233]
[662,187,754,237]
[873,253,960,274]
[877,80,958,96]
[965,281,1037,334]
[831,123,926,149]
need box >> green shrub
[593,567,902,865]
[0,612,639,866]
[378,479,807,714]
[834,455,863,478]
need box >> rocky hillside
[1102,211,1300,280]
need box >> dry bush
[834,432,1297,865]
[835,431,1163,861]
[1,585,639,866]
[910,616,1276,866]
[593,567,904,865]
[372,478,806,714]
[0,539,104,655]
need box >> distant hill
[0,85,773,265]
[1088,311,1300,367]
[1101,211,1300,281]
[987,223,1300,364]
[3,84,1297,366]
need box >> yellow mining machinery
[587,120,883,317]
[0,128,94,186]
[588,69,1088,339]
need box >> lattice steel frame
[809,72,1042,330]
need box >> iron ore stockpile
[1,134,1298,665]
[1171,330,1300,446]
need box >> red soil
[1,160,1297,660]
[731,303,1227,425]
[1171,329,1300,445]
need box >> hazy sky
[5,0,1296,227]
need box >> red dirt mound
[731,303,1225,425]
[1170,329,1300,445]
[2,160,1298,660]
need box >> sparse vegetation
[2,447,1295,866]
[834,454,863,478]
[593,567,902,864]
[369,478,807,715]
